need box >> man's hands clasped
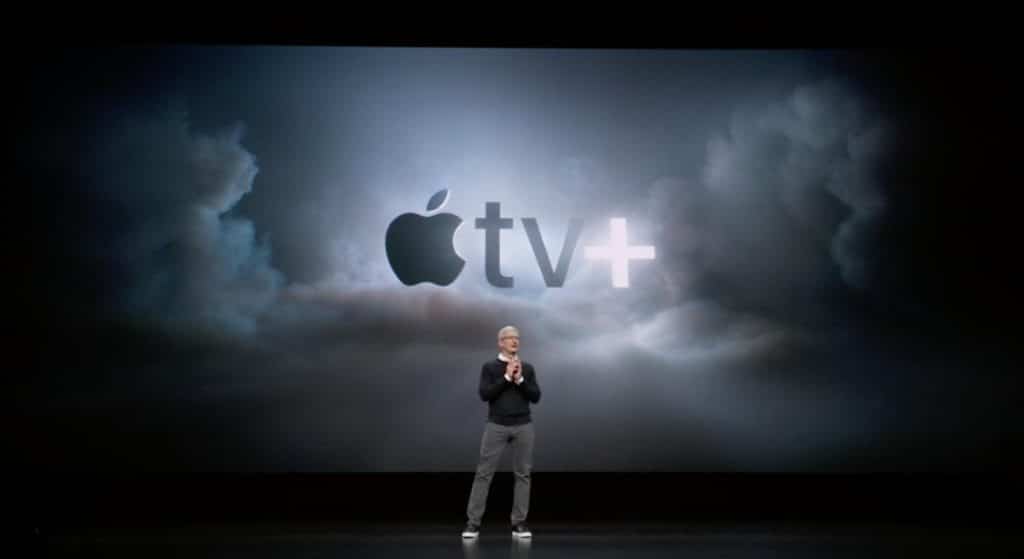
[506,358,523,383]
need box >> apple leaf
[426,188,448,212]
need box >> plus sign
[583,218,655,288]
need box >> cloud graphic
[83,110,284,333]
[703,79,890,290]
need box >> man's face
[499,333,520,355]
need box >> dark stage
[26,473,1020,557]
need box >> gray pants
[466,420,535,526]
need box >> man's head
[497,325,520,357]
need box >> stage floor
[37,522,1016,558]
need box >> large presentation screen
[20,47,1017,473]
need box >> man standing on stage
[462,325,541,539]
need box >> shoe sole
[512,532,532,538]
[461,532,479,538]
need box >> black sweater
[478,358,541,425]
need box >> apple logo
[385,189,465,286]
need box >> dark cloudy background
[17,47,1020,473]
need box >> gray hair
[497,325,520,341]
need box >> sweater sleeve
[517,364,541,404]
[479,363,511,402]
